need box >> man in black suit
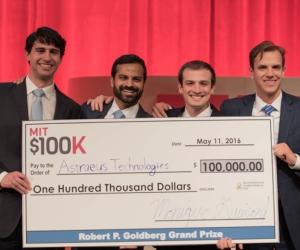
[82,54,151,119]
[0,27,81,250]
[218,41,300,250]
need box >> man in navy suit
[82,54,151,119]
[78,54,150,250]
[0,27,81,250]
[218,41,300,250]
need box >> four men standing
[0,26,299,250]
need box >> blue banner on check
[27,227,275,243]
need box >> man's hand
[119,246,138,249]
[0,171,31,194]
[273,143,297,166]
[151,102,172,118]
[216,238,243,249]
[14,77,25,84]
[86,95,113,111]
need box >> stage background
[1,0,300,105]
[1,1,300,249]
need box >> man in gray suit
[218,41,300,250]
[0,27,81,250]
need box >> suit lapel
[240,95,255,116]
[278,92,293,143]
[178,107,185,117]
[211,104,221,116]
[12,80,29,121]
[53,86,66,119]
[100,102,113,118]
[136,105,149,118]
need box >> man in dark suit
[78,54,150,250]
[0,27,81,250]
[155,61,222,250]
[82,54,151,119]
[218,41,300,250]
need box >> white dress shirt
[182,105,212,117]
[0,172,7,186]
[252,92,300,170]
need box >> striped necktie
[261,104,276,116]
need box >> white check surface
[22,117,279,247]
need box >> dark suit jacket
[221,92,300,249]
[0,81,82,238]
[166,104,222,117]
[81,101,152,119]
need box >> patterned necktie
[112,110,125,119]
[261,104,276,116]
[31,89,45,120]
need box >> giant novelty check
[22,117,279,247]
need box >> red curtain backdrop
[0,0,300,94]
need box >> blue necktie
[31,89,45,120]
[261,104,276,116]
[112,110,125,119]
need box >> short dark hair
[249,41,285,69]
[111,54,147,81]
[25,26,66,57]
[178,60,216,86]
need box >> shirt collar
[254,91,282,112]
[182,105,212,118]
[108,99,140,118]
[26,76,55,99]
